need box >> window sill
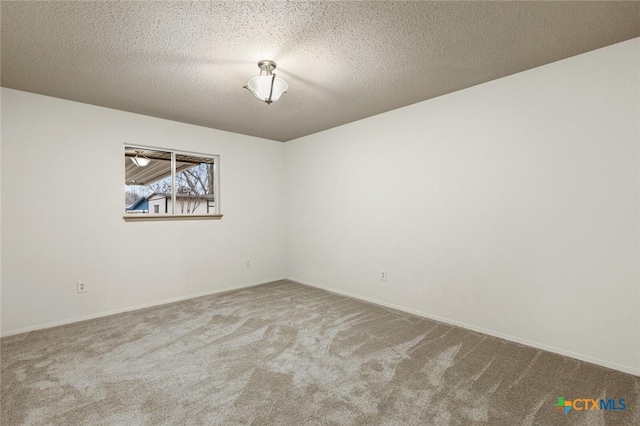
[123,214,223,222]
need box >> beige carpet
[1,280,638,425]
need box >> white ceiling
[2,1,639,142]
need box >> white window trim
[123,144,222,221]
[124,214,223,222]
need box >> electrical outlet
[380,271,387,281]
[77,281,87,293]
[245,259,251,268]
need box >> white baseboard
[286,276,640,377]
[0,277,286,338]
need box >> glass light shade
[131,156,150,167]
[245,75,288,103]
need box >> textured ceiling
[2,1,639,142]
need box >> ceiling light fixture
[130,150,150,167]
[244,60,288,105]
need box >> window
[124,145,221,220]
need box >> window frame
[123,144,222,221]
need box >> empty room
[1,1,639,425]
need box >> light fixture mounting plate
[257,60,277,73]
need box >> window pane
[124,147,173,215]
[174,154,216,215]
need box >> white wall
[285,38,640,375]
[1,88,286,334]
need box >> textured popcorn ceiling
[2,1,639,142]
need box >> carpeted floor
[1,280,638,425]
